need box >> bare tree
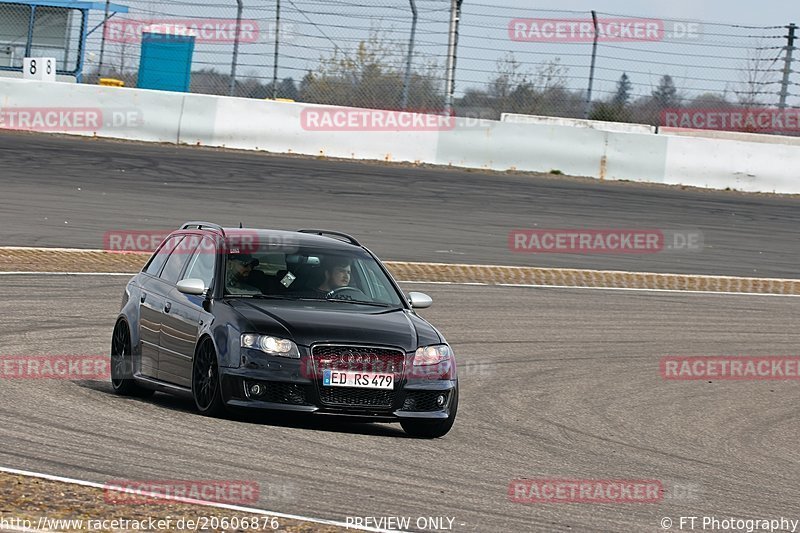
[735,42,781,106]
[490,52,528,100]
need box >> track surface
[1,131,799,278]
[1,276,798,532]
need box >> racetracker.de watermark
[662,108,800,134]
[509,479,663,504]
[508,18,702,42]
[103,480,261,505]
[0,355,109,380]
[0,108,142,132]
[103,230,299,254]
[104,18,262,43]
[509,229,703,254]
[661,356,800,380]
[300,108,459,132]
[297,357,490,381]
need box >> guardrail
[1,78,798,194]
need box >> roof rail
[297,229,361,246]
[180,221,226,236]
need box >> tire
[192,338,226,417]
[110,320,155,398]
[400,387,459,439]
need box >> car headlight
[413,344,452,366]
[241,334,300,359]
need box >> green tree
[612,73,632,106]
[590,102,631,123]
[298,32,443,110]
[652,75,679,108]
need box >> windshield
[223,244,404,307]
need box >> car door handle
[164,301,172,313]
[140,293,147,303]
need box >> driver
[226,253,261,294]
[317,257,351,293]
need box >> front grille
[312,345,406,375]
[312,345,406,408]
[402,390,450,412]
[319,387,395,407]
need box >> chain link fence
[3,1,799,133]
[0,2,85,76]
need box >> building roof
[0,0,129,12]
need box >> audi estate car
[111,222,459,438]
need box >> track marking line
[1,273,798,297]
[0,466,406,533]
[403,280,800,298]
[3,246,799,296]
[0,272,133,276]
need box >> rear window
[143,235,182,276]
[160,236,192,283]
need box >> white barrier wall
[501,112,656,134]
[663,134,800,193]
[0,78,185,143]
[1,77,799,194]
[187,98,440,163]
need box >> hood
[228,299,441,351]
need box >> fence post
[270,0,282,99]
[401,0,418,110]
[97,0,111,78]
[584,10,599,118]
[778,23,797,109]
[229,0,244,96]
[444,0,463,113]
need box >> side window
[182,236,216,288]
[359,260,392,303]
[144,235,182,276]
[159,236,190,284]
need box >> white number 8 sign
[23,57,56,81]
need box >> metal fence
[4,1,799,131]
[0,2,86,77]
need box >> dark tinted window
[159,236,191,283]
[182,236,216,288]
[144,235,182,276]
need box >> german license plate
[322,369,394,389]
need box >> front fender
[118,279,142,356]
[204,301,243,369]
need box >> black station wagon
[111,222,459,438]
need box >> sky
[478,0,798,27]
[75,0,800,107]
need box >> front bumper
[219,363,457,421]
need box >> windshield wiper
[235,294,302,300]
[324,299,393,307]
[233,294,396,308]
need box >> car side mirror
[177,278,206,296]
[407,291,433,309]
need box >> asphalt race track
[1,131,800,278]
[1,275,798,532]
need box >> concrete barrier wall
[501,112,656,134]
[662,134,800,193]
[0,78,185,143]
[1,78,799,193]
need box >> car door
[138,235,183,377]
[152,234,197,386]
[159,235,216,388]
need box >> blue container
[137,29,195,92]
